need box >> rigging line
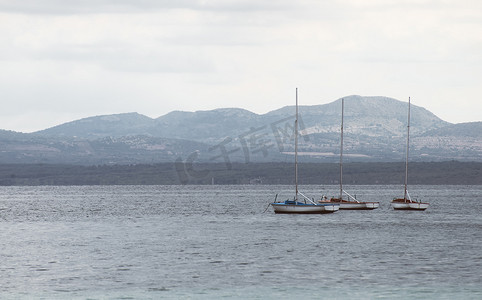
[262,203,272,213]
[264,193,277,213]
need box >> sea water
[0,185,481,299]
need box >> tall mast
[295,88,299,202]
[404,97,411,201]
[339,98,344,200]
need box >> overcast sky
[1,0,481,133]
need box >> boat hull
[364,202,380,209]
[339,202,379,210]
[391,199,429,211]
[325,198,379,210]
[408,202,429,210]
[271,202,339,214]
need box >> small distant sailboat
[391,97,429,211]
[324,98,379,210]
[271,89,339,214]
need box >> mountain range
[1,95,480,165]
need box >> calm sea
[0,185,481,299]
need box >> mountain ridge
[33,95,451,140]
[1,96,480,164]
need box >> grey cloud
[0,0,300,15]
[25,41,216,74]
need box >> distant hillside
[268,96,448,137]
[35,112,155,139]
[0,134,212,165]
[35,96,449,142]
[153,108,262,144]
[0,129,29,139]
[422,122,482,138]
[411,122,482,161]
[0,96,479,164]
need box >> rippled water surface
[1,185,481,299]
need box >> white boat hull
[392,201,429,211]
[408,202,429,210]
[339,202,379,210]
[272,202,339,214]
[364,202,380,209]
[324,198,379,210]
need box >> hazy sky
[1,0,481,132]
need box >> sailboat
[391,97,429,211]
[324,98,379,210]
[271,89,339,214]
